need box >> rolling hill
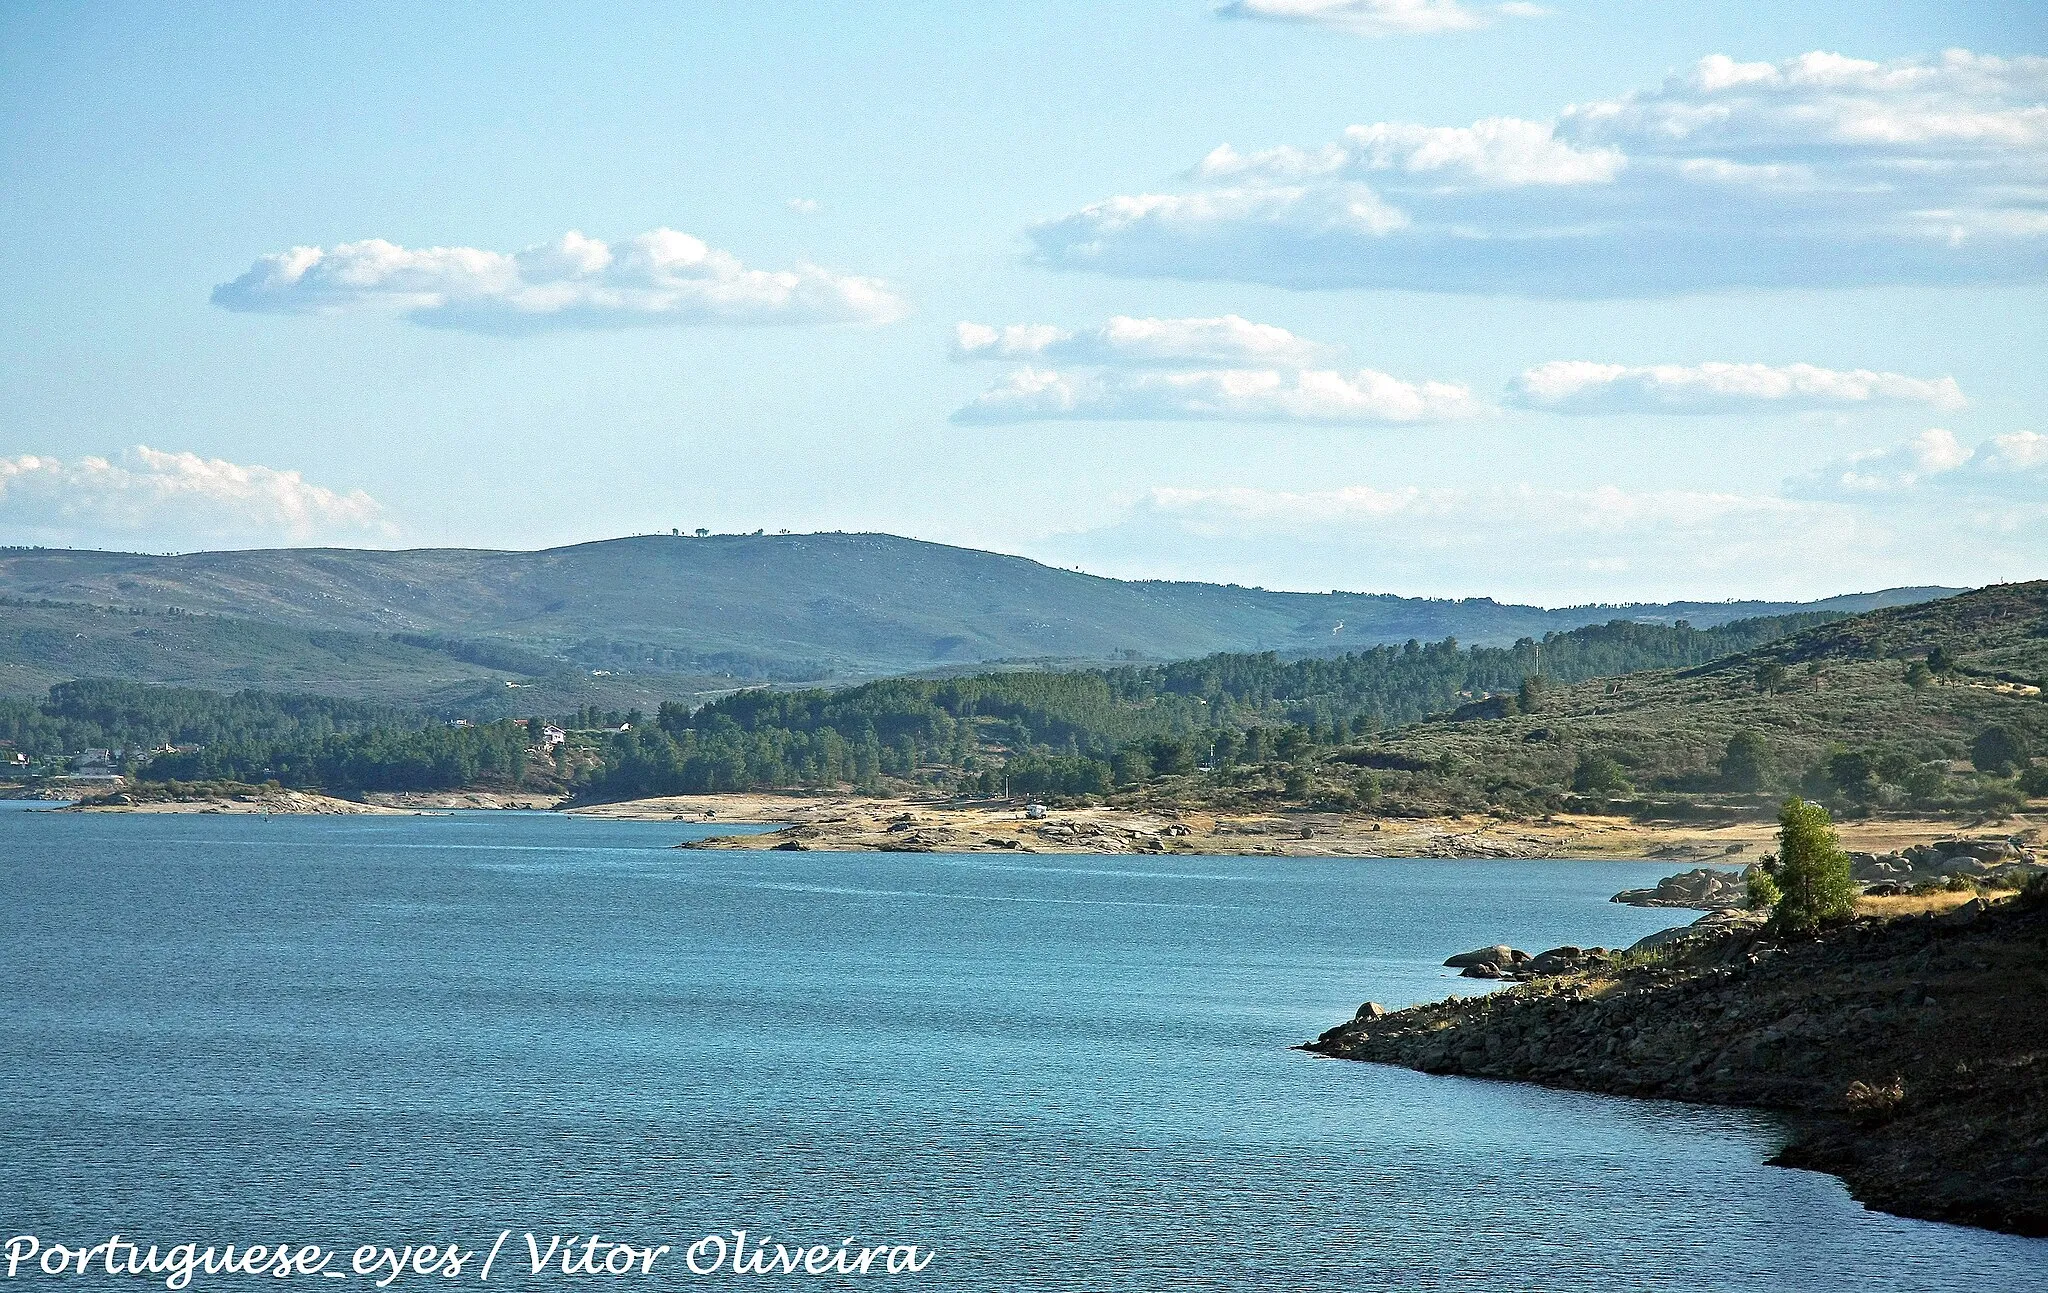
[1328,580,2048,819]
[0,534,1959,700]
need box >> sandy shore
[570,793,2041,860]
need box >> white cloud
[1510,361,1967,414]
[0,446,396,549]
[1033,461,2044,603]
[213,228,907,332]
[952,314,1336,367]
[1791,427,2048,498]
[953,366,1483,424]
[1562,49,2048,154]
[1199,118,1624,187]
[1030,49,2048,295]
[787,198,822,215]
[1213,1,1543,36]
[1973,429,2048,474]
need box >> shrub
[2021,763,2048,797]
[1744,863,1782,911]
[1572,751,1631,795]
[1972,724,2030,777]
[1720,730,1771,792]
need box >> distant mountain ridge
[0,533,1961,700]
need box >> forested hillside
[1303,582,2048,822]
[17,587,2043,826]
[0,680,546,795]
[0,534,1954,687]
[7,609,1840,800]
[0,597,733,711]
[581,611,1851,799]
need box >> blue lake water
[2,802,2043,1289]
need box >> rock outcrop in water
[1610,866,1751,909]
[1306,886,2048,1238]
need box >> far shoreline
[41,785,2041,863]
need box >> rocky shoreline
[1304,887,2048,1237]
[615,793,2041,861]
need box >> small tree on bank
[1771,798,1857,935]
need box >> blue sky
[1,0,2042,603]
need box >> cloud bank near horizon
[1029,49,2048,296]
[214,229,908,333]
[1510,361,1967,414]
[1791,427,2048,498]
[1030,431,2047,604]
[0,447,395,549]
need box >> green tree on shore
[1771,798,1857,935]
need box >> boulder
[1445,944,1520,968]
[1935,838,2016,862]
[1610,866,1748,909]
[1355,1002,1387,1021]
[1526,945,1609,976]
[1853,856,1911,882]
[1938,856,1996,878]
[1460,963,1505,979]
[1627,907,1763,954]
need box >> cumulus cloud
[1509,361,1967,414]
[1030,49,2048,295]
[953,366,1483,424]
[1213,1,1544,36]
[1198,118,1624,187]
[213,229,907,333]
[952,314,1336,367]
[1791,428,2048,498]
[0,446,394,549]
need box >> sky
[1,0,2043,605]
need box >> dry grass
[1854,889,2004,920]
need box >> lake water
[2,803,2042,1289]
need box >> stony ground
[567,791,2042,861]
[1306,888,2048,1236]
[61,788,406,814]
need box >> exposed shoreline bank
[1304,891,2048,1238]
[42,785,2039,861]
[577,793,2033,862]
